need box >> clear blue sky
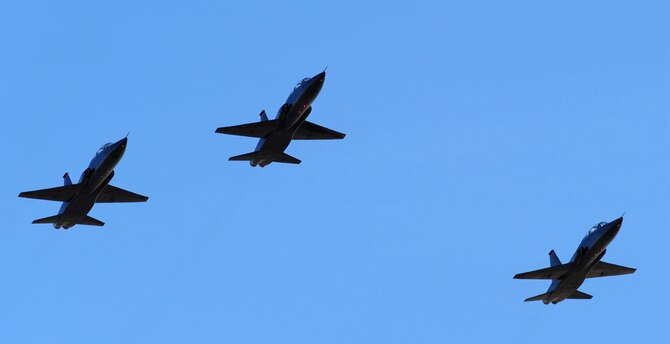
[1,1,668,343]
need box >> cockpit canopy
[294,77,310,90]
[96,143,113,155]
[588,222,608,235]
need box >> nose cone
[117,137,128,147]
[310,71,326,86]
[112,137,128,155]
[608,217,623,236]
[613,217,623,226]
[310,71,326,94]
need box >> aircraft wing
[586,261,636,278]
[18,184,79,202]
[215,120,278,138]
[293,121,346,140]
[96,185,149,203]
[513,263,572,280]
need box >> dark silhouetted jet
[215,71,345,167]
[19,137,148,229]
[514,217,635,304]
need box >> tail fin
[32,215,60,224]
[549,250,561,267]
[229,152,258,161]
[524,292,550,302]
[63,173,72,186]
[259,110,268,122]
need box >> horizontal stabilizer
[77,216,105,227]
[274,153,301,164]
[294,121,346,140]
[514,263,572,280]
[32,215,60,224]
[524,292,550,302]
[587,261,636,278]
[31,215,104,227]
[567,290,592,299]
[229,152,258,161]
[96,185,149,203]
[19,184,79,202]
[215,120,278,138]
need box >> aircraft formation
[17,70,635,304]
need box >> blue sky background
[1,1,669,343]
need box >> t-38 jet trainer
[19,137,148,229]
[215,71,345,167]
[514,217,635,304]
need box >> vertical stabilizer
[63,173,72,186]
[255,110,268,153]
[549,250,561,267]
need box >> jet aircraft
[514,217,635,304]
[19,137,148,229]
[215,71,345,167]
